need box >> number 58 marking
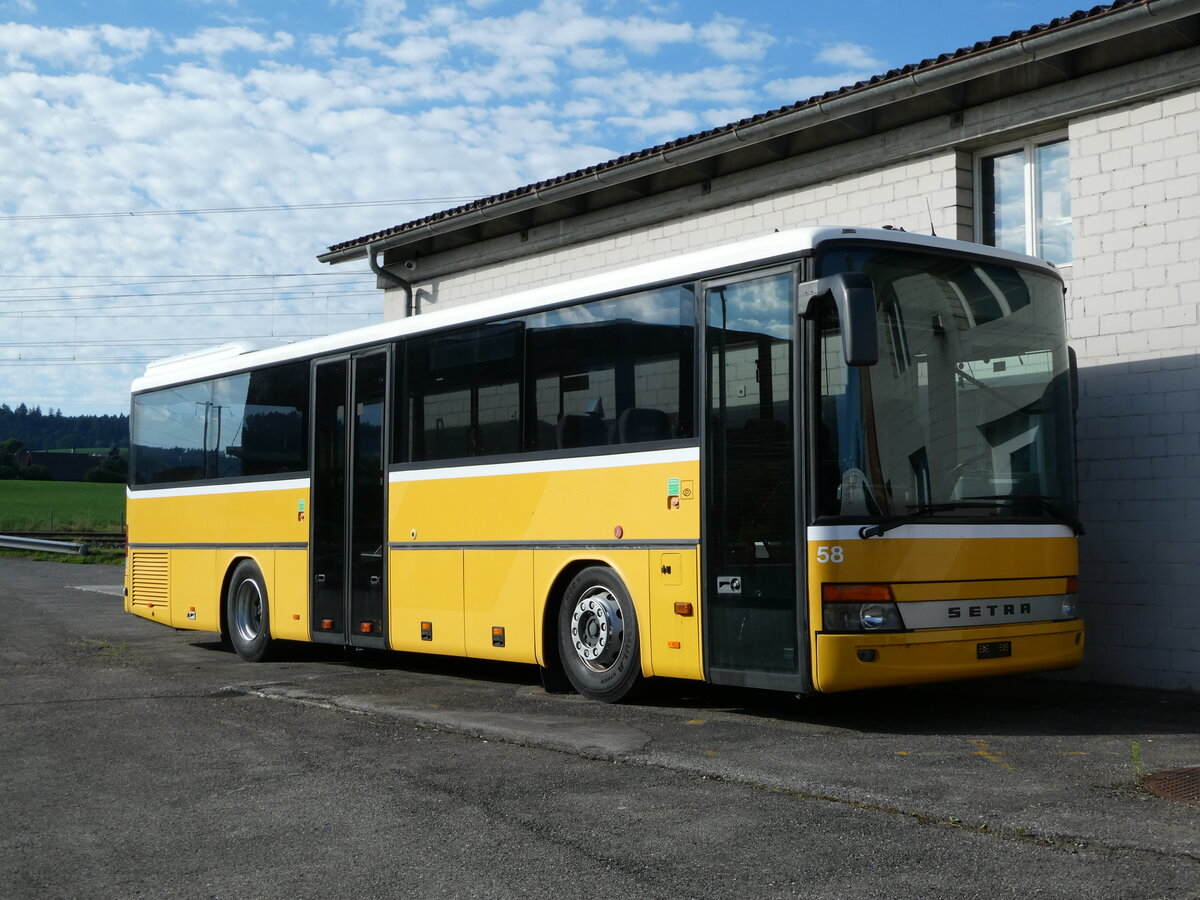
[816,546,844,564]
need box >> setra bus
[125,226,1083,701]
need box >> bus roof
[131,226,1060,393]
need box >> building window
[978,136,1071,266]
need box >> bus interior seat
[739,417,788,448]
[556,414,608,449]
[838,467,880,516]
[617,407,670,443]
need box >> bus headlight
[822,601,905,632]
[821,584,905,632]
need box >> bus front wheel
[226,560,273,663]
[557,567,642,702]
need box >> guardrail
[0,534,88,556]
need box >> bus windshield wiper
[858,501,1004,539]
[858,495,1085,539]
[963,494,1086,536]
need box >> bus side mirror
[799,273,879,366]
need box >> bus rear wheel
[558,566,642,702]
[226,560,273,663]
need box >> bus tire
[557,566,642,702]
[226,560,273,663]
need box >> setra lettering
[946,601,1034,621]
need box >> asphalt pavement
[2,557,1197,899]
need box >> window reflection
[980,137,1071,266]
[816,246,1076,523]
[132,362,309,485]
[400,284,696,463]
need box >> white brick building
[322,0,1200,693]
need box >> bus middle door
[311,349,389,649]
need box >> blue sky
[0,0,1086,417]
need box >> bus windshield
[815,243,1077,527]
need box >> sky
[1,0,1090,418]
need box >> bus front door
[703,271,806,691]
[311,350,389,649]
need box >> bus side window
[405,323,522,462]
[528,283,695,452]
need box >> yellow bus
[125,226,1083,701]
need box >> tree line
[0,403,129,451]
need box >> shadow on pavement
[189,636,1200,738]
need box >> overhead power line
[0,283,374,306]
[0,196,477,222]
[0,272,368,286]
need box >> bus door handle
[316,574,326,584]
[370,576,381,586]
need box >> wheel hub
[569,586,624,671]
[232,580,263,643]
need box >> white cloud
[332,0,409,32]
[766,41,887,102]
[169,26,295,60]
[766,73,873,102]
[697,14,774,62]
[610,16,695,54]
[572,66,756,119]
[816,41,886,71]
[0,1,803,414]
[0,23,153,72]
[567,46,627,71]
[306,33,340,57]
[608,108,699,142]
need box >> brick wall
[393,152,964,316]
[1068,85,1200,692]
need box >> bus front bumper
[813,619,1085,693]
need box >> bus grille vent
[131,551,169,606]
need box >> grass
[0,480,125,532]
[0,548,125,565]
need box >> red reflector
[822,583,895,603]
[1065,575,1078,593]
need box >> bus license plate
[977,641,1012,660]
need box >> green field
[0,480,125,531]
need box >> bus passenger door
[703,270,806,691]
[311,350,389,649]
